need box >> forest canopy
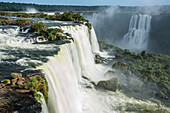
[0,2,107,12]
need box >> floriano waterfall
[122,14,152,50]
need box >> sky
[1,0,170,6]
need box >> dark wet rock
[95,54,106,64]
[86,85,92,89]
[0,84,41,113]
[97,78,118,92]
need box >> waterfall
[122,14,152,50]
[1,24,170,113]
[90,27,100,53]
[38,25,108,113]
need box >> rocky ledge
[0,71,48,113]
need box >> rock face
[0,84,41,113]
[97,78,118,92]
[0,71,48,113]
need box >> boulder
[97,78,118,92]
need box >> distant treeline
[0,2,108,12]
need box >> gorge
[0,9,170,113]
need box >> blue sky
[1,0,170,6]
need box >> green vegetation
[99,41,170,98]
[15,19,31,26]
[46,11,92,29]
[47,11,87,21]
[0,12,48,18]
[11,73,22,79]
[98,41,121,51]
[0,19,15,25]
[85,22,92,29]
[0,16,9,20]
[1,79,10,85]
[0,18,31,26]
[30,22,46,32]
[0,19,8,25]
[33,91,42,103]
[18,75,48,104]
[0,2,104,12]
[38,28,67,41]
[0,11,92,29]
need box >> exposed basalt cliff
[0,70,48,113]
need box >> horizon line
[1,1,170,7]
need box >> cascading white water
[38,25,108,113]
[90,27,100,53]
[122,14,152,50]
[38,25,170,113]
[1,24,170,113]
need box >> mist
[84,5,170,55]
[25,7,38,13]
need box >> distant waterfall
[122,14,152,50]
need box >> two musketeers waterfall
[122,14,152,50]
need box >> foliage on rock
[11,73,22,79]
[38,28,67,41]
[2,72,49,104]
[1,79,10,85]
[18,75,48,103]
[30,22,46,32]
[99,41,170,99]
[0,11,92,29]
[15,19,31,26]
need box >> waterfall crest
[38,25,107,113]
[122,14,152,50]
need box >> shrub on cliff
[30,22,46,32]
[85,22,92,30]
[0,16,9,20]
[11,73,22,79]
[38,28,66,41]
[16,19,31,26]
[0,19,8,25]
[1,79,10,85]
[7,20,15,25]
[0,19,15,25]
[17,75,48,103]
[47,11,88,23]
